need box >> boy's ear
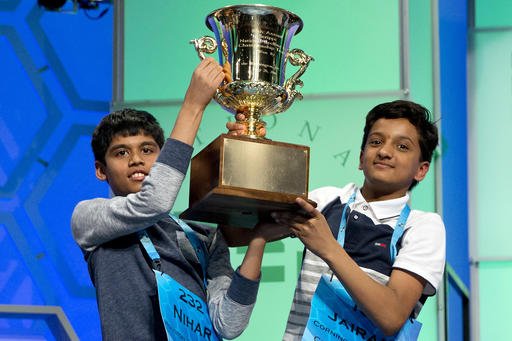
[95,160,108,181]
[414,161,430,183]
[358,150,364,170]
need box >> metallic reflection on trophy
[180,4,315,228]
[190,4,313,138]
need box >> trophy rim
[205,4,303,34]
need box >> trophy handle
[278,49,314,113]
[190,36,217,60]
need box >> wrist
[249,235,266,247]
[180,99,206,118]
[322,240,344,266]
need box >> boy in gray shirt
[72,58,280,340]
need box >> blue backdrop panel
[438,0,470,340]
[0,1,110,339]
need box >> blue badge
[154,269,220,341]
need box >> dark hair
[361,100,439,189]
[91,108,165,164]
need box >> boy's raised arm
[71,139,192,251]
[72,59,225,251]
[171,57,224,146]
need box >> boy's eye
[142,147,155,154]
[397,144,409,151]
[368,139,381,146]
[115,149,129,157]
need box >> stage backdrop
[119,1,439,340]
[0,1,445,340]
[0,1,111,340]
[469,0,512,339]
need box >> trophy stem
[238,108,266,139]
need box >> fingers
[227,110,248,136]
[235,112,246,121]
[235,107,249,122]
[270,201,322,238]
[185,58,224,108]
[271,211,309,228]
[226,121,245,130]
[196,57,218,74]
[197,57,224,87]
[263,215,302,239]
[207,64,225,87]
[253,221,293,242]
[225,122,266,137]
[198,57,219,70]
[295,197,321,218]
[226,121,246,136]
[234,111,267,137]
[289,226,301,238]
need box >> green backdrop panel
[475,0,512,28]
[478,262,512,340]
[471,30,512,258]
[124,0,400,101]
[408,0,434,108]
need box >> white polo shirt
[283,183,446,340]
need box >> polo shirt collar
[355,188,410,220]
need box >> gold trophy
[180,4,314,228]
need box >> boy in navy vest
[226,100,445,340]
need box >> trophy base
[180,187,316,228]
[179,134,313,228]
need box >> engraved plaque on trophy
[180,4,314,228]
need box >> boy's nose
[129,152,144,165]
[377,144,392,158]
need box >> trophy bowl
[190,4,313,138]
[180,5,315,228]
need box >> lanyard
[336,191,411,262]
[138,214,208,288]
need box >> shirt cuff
[226,267,260,305]
[157,138,194,174]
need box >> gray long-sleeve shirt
[72,138,259,340]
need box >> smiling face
[95,133,161,196]
[359,118,430,201]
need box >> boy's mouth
[374,161,393,168]
[129,171,147,181]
